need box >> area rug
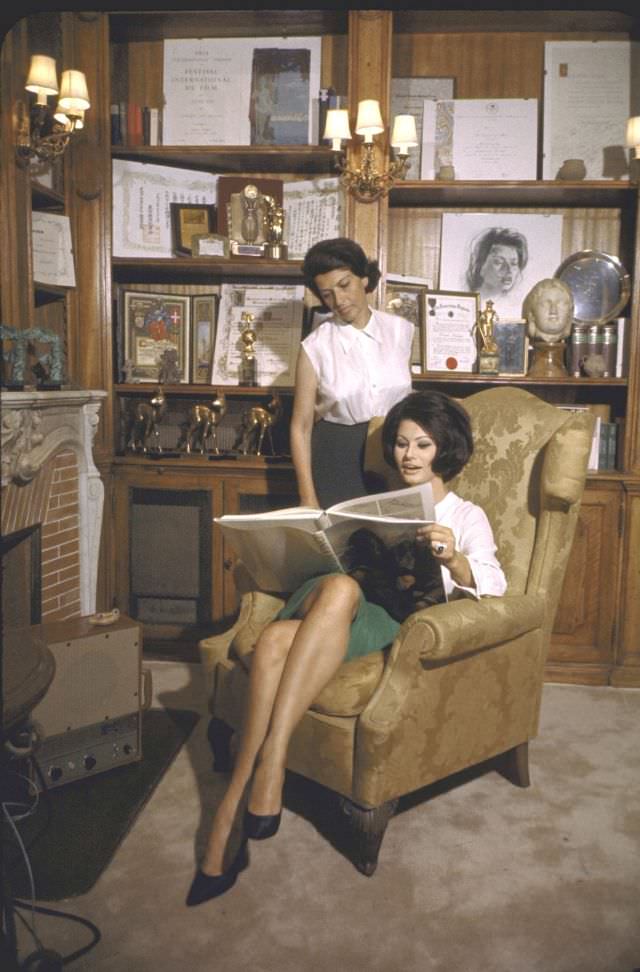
[7,707,199,901]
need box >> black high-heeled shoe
[185,840,249,906]
[244,809,281,841]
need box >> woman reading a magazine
[290,237,414,509]
[187,391,506,906]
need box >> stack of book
[111,103,162,146]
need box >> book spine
[313,530,343,571]
[598,422,610,470]
[149,107,160,147]
[127,102,143,146]
[110,103,122,145]
[142,106,151,146]
[587,416,601,471]
[119,101,128,144]
[615,318,628,377]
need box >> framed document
[122,291,190,383]
[421,290,479,373]
[170,204,216,256]
[283,177,344,259]
[391,76,455,179]
[31,212,76,288]
[250,48,311,145]
[384,276,430,369]
[191,295,218,384]
[193,234,230,258]
[494,321,528,376]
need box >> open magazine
[215,482,435,593]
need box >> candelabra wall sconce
[626,116,640,181]
[15,54,90,164]
[323,99,417,203]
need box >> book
[110,103,122,145]
[615,318,629,377]
[216,482,436,593]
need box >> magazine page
[327,482,435,523]
[325,517,430,571]
[216,508,325,533]
[219,522,341,592]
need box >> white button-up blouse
[301,309,413,425]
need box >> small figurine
[127,386,166,454]
[185,390,227,455]
[158,347,181,385]
[263,194,287,259]
[237,393,282,456]
[476,300,499,354]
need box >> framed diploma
[170,203,217,257]
[192,234,230,258]
[494,320,528,376]
[191,295,219,384]
[421,290,479,373]
[122,291,190,383]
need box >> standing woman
[291,238,414,508]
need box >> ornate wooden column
[346,10,393,292]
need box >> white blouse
[435,491,507,600]
[301,309,413,425]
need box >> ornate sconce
[323,99,417,203]
[15,54,90,164]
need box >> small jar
[568,324,588,376]
[558,158,587,180]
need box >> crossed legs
[201,574,360,876]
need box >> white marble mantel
[1,389,107,615]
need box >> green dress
[277,572,401,661]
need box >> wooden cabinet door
[547,482,622,683]
[221,474,298,619]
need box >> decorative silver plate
[555,250,631,325]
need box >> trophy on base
[475,300,500,375]
[239,311,258,387]
[263,195,288,260]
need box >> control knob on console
[83,755,97,771]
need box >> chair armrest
[400,593,546,663]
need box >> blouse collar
[335,309,381,354]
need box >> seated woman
[187,390,507,906]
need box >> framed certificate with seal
[421,290,479,373]
[122,290,190,383]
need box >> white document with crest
[283,177,344,259]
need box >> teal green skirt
[277,573,401,661]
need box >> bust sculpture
[523,278,574,345]
[523,277,574,378]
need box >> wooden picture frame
[494,320,529,376]
[307,304,333,332]
[170,203,217,256]
[421,290,479,373]
[191,294,219,383]
[122,290,190,383]
[384,277,430,370]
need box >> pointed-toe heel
[244,809,281,841]
[186,840,249,907]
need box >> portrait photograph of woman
[439,212,563,321]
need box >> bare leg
[201,619,300,875]
[249,574,360,816]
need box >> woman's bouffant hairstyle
[382,391,474,483]
[302,237,381,301]
[466,226,528,292]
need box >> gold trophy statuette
[263,194,288,260]
[239,311,258,387]
[476,300,500,374]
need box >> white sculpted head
[523,278,574,344]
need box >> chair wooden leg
[207,717,234,773]
[501,741,531,788]
[340,797,399,876]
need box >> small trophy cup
[263,194,288,260]
[476,300,500,375]
[239,311,258,387]
[228,184,267,257]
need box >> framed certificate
[191,295,218,384]
[421,290,479,373]
[122,291,190,383]
[384,277,430,369]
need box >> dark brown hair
[382,391,474,482]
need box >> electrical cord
[12,901,101,967]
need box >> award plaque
[555,250,630,326]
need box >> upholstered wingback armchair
[199,387,593,874]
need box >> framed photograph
[122,291,190,383]
[384,275,430,370]
[439,212,564,322]
[421,290,479,373]
[494,320,529,376]
[191,295,219,384]
[192,234,230,258]
[170,203,216,256]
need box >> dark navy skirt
[311,419,382,509]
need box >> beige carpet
[14,661,640,972]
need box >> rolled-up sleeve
[439,497,507,599]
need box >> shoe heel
[244,809,281,840]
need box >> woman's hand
[415,523,475,589]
